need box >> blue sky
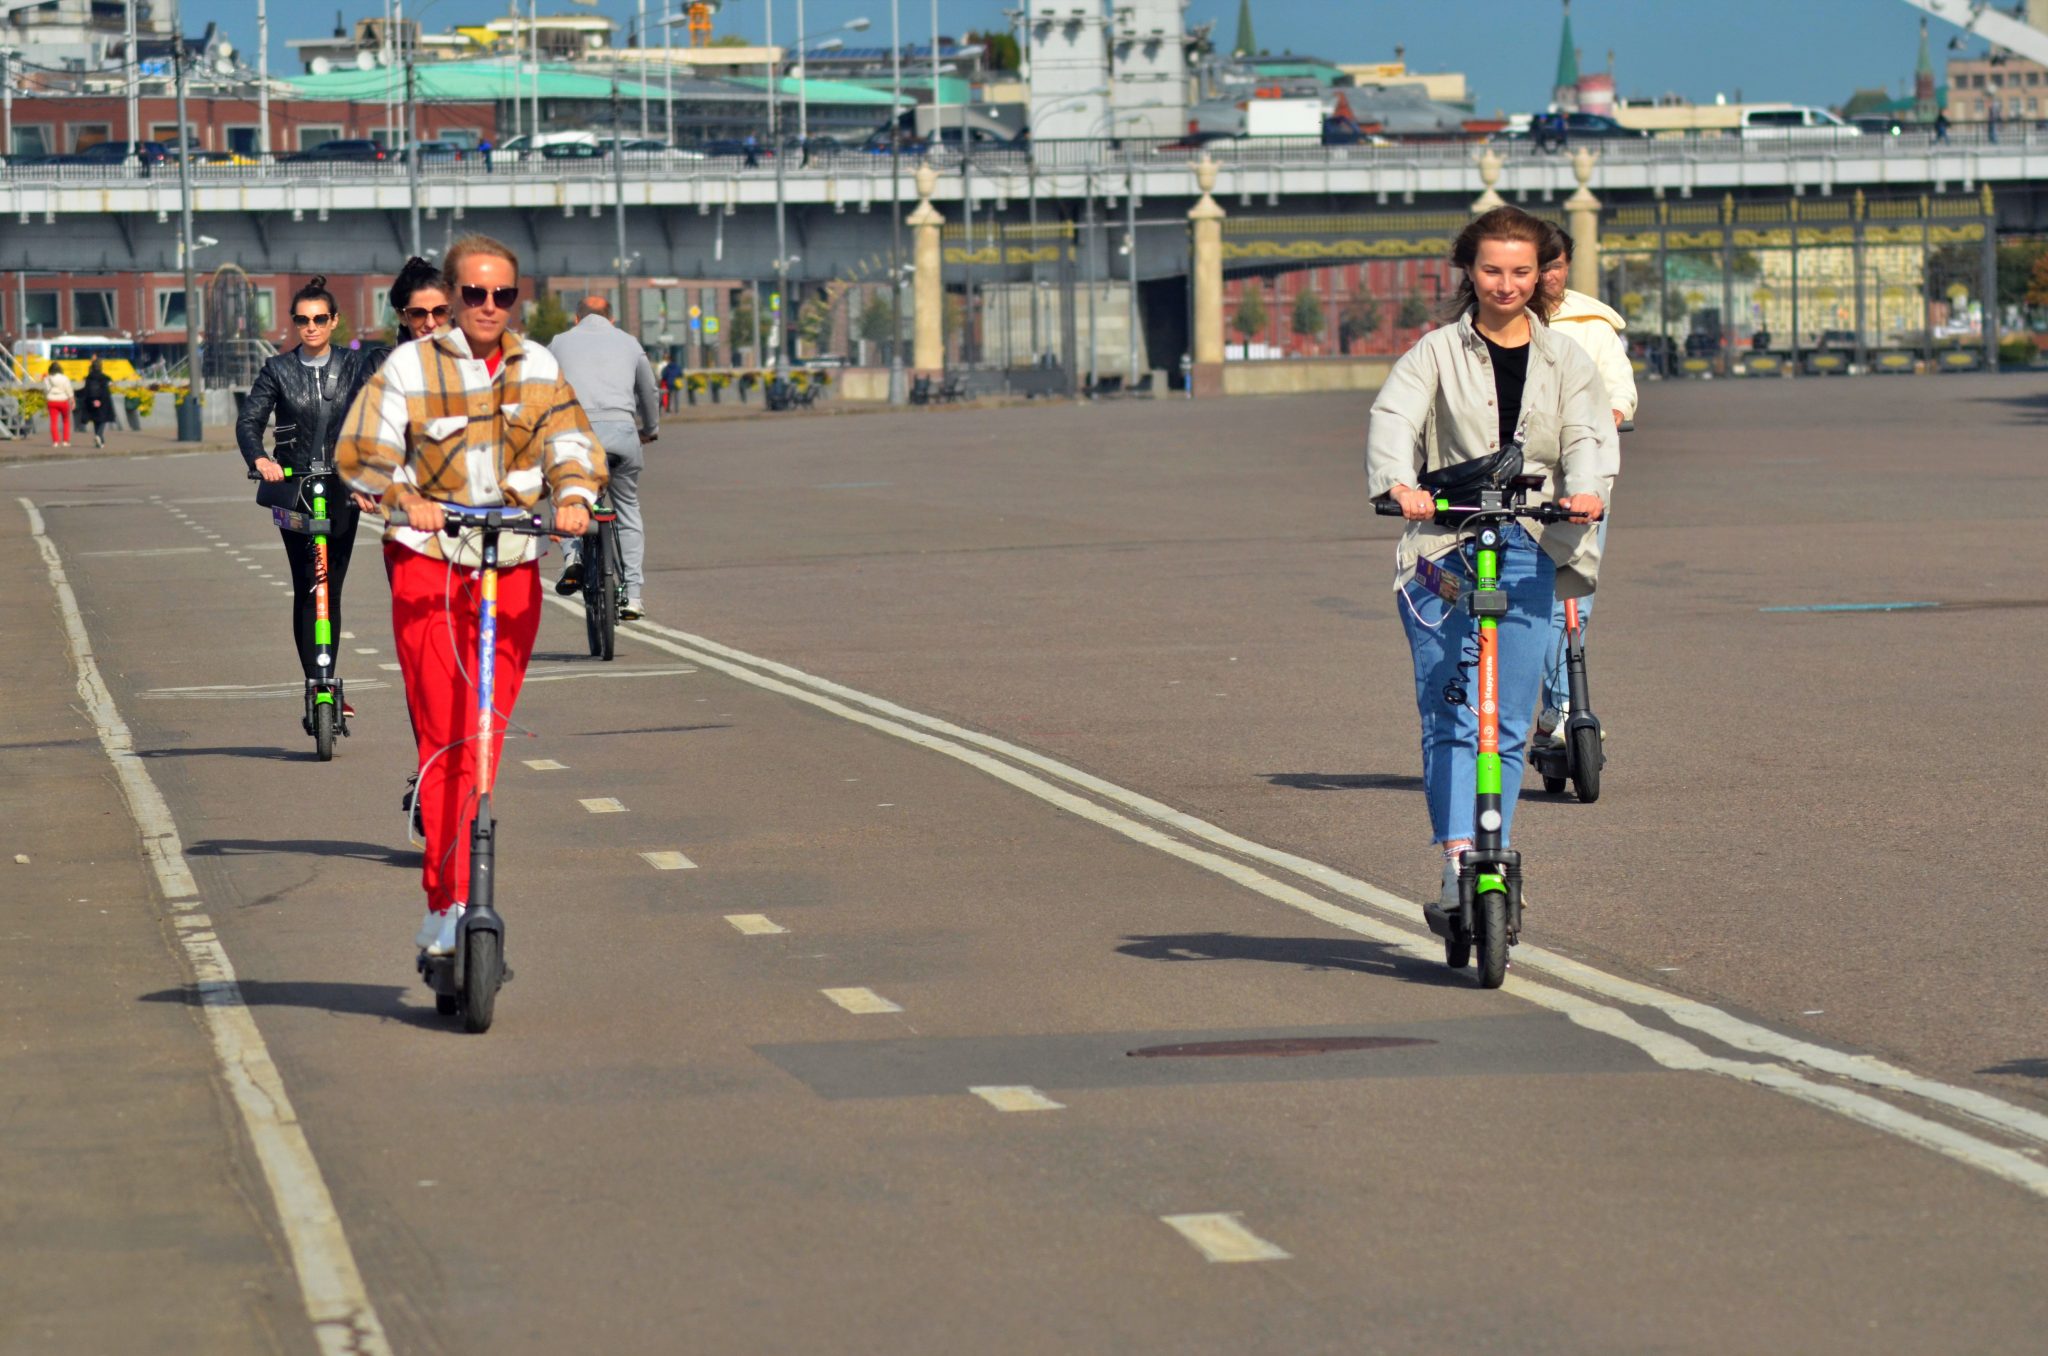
[209,1,1979,114]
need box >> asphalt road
[3,376,2045,1354]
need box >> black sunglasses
[291,312,334,327]
[459,285,519,310]
[402,304,451,322]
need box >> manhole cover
[1127,1036,1434,1059]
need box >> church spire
[1554,0,1580,110]
[1234,0,1256,58]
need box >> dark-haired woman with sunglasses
[389,255,452,342]
[235,276,387,725]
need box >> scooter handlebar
[384,502,560,535]
[1374,496,1578,524]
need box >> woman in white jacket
[1366,206,1617,916]
[42,367,75,448]
[1535,224,1635,738]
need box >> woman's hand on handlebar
[552,503,589,538]
[350,491,379,513]
[253,456,285,483]
[1557,493,1605,524]
[394,491,443,534]
[1388,485,1437,521]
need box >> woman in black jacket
[234,277,384,715]
[79,359,116,448]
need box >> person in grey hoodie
[547,296,662,618]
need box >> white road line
[821,986,902,1014]
[1160,1214,1290,1263]
[379,663,402,672]
[18,497,392,1356]
[562,601,2048,1197]
[725,913,787,935]
[970,1085,1064,1112]
[522,759,567,771]
[353,648,378,655]
[339,631,355,639]
[522,666,699,685]
[640,850,697,870]
[77,545,215,558]
[579,797,626,814]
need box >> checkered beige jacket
[338,327,605,566]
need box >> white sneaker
[620,597,644,621]
[414,903,466,955]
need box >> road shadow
[187,838,421,868]
[1118,932,1466,988]
[139,980,445,1029]
[567,723,732,738]
[1972,389,2048,422]
[1266,771,1424,792]
[1978,1057,2048,1079]
[139,745,305,762]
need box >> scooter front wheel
[1474,890,1510,989]
[313,702,337,762]
[461,929,503,1033]
[1570,725,1602,804]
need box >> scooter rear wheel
[1474,890,1509,989]
[435,992,459,1016]
[1570,725,1602,804]
[461,929,502,1033]
[313,702,336,762]
[1444,928,1471,970]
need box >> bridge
[1,131,2044,282]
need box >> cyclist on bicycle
[546,296,660,620]
[1366,207,1616,917]
[390,255,453,342]
[235,277,385,727]
[337,234,603,956]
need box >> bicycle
[580,490,624,661]
[258,453,349,760]
[388,500,559,1032]
[1378,475,1576,988]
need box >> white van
[1738,105,1861,140]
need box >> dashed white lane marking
[140,681,392,701]
[725,913,786,935]
[522,759,566,771]
[821,987,902,1015]
[1161,1214,1290,1264]
[19,497,393,1356]
[78,545,214,558]
[640,850,696,871]
[353,648,378,655]
[971,1086,1064,1113]
[522,666,698,686]
[379,663,402,672]
[339,631,356,639]
[579,797,626,814]
[574,606,2048,1199]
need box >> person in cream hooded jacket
[1536,227,1635,734]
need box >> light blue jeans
[1543,517,1609,712]
[1397,524,1556,845]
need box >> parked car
[187,149,260,166]
[1738,106,1862,140]
[538,140,604,160]
[398,139,469,163]
[1513,112,1648,146]
[601,138,708,161]
[860,127,928,156]
[497,131,599,157]
[281,139,388,163]
[45,140,170,166]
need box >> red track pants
[385,543,542,913]
[47,401,70,445]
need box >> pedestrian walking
[743,133,761,168]
[660,356,682,412]
[42,366,74,447]
[479,136,494,173]
[1934,110,1950,143]
[79,358,115,449]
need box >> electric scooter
[1530,595,1603,803]
[388,501,557,1033]
[1378,478,1575,988]
[257,442,349,760]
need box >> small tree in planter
[1396,293,1432,332]
[1339,292,1382,354]
[1291,287,1325,352]
[1231,281,1268,349]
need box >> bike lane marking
[725,913,787,935]
[18,497,394,1356]
[641,850,697,870]
[970,1086,1065,1113]
[822,987,903,1014]
[564,603,2048,1198]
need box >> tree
[1339,291,1382,352]
[710,34,750,48]
[856,292,898,355]
[523,293,573,345]
[967,30,1021,73]
[1290,287,1325,346]
[1396,293,1431,330]
[1231,281,1268,344]
[727,292,758,361]
[2028,250,2048,309]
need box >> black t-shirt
[1482,332,1530,448]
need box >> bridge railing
[0,126,2034,189]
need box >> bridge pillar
[1566,149,1602,298]
[909,162,946,376]
[1189,158,1226,396]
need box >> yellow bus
[11,335,144,382]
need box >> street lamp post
[172,0,202,438]
[888,0,906,403]
[769,0,787,371]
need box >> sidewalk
[0,422,238,464]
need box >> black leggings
[279,502,360,681]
